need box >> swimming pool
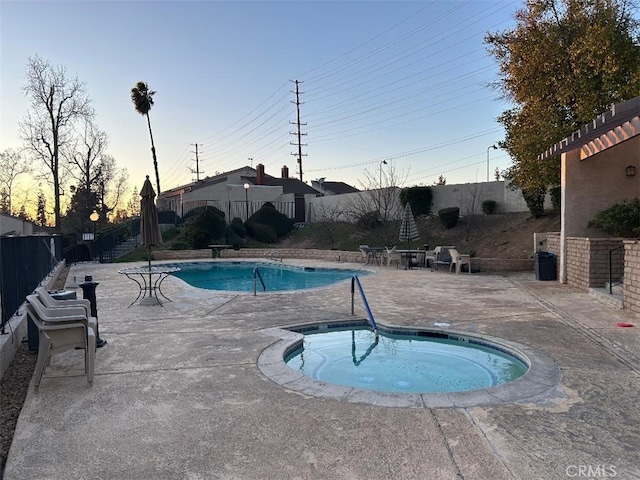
[284,325,528,394]
[165,261,370,292]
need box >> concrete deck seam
[204,295,240,315]
[461,408,517,480]
[429,408,464,479]
[511,279,640,374]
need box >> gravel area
[0,265,69,477]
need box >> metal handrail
[608,245,624,295]
[253,267,266,296]
[350,275,378,334]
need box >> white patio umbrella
[399,202,420,251]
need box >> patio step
[589,286,623,309]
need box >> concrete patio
[4,259,640,479]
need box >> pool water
[167,261,369,292]
[285,327,528,393]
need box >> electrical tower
[190,143,203,182]
[290,79,307,182]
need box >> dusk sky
[1,0,518,207]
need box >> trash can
[27,290,77,351]
[535,252,557,281]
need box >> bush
[248,202,293,237]
[246,221,277,243]
[589,198,640,237]
[225,227,243,248]
[399,186,432,216]
[230,217,247,238]
[169,240,190,250]
[182,205,225,223]
[157,210,179,224]
[482,200,497,215]
[162,228,181,242]
[438,207,460,229]
[182,208,226,248]
[522,189,545,218]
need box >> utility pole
[290,79,307,182]
[191,143,203,182]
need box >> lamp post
[379,159,387,209]
[89,211,99,239]
[243,183,250,220]
[486,145,498,182]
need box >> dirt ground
[416,211,561,259]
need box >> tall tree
[0,148,30,215]
[36,190,48,226]
[486,0,640,214]
[131,81,160,195]
[20,55,94,231]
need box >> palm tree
[131,81,160,195]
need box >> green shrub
[230,217,247,238]
[246,221,277,243]
[169,240,190,250]
[248,202,293,237]
[182,205,225,223]
[225,227,243,248]
[182,208,226,248]
[482,200,497,215]
[589,198,640,237]
[157,210,179,224]
[438,207,460,229]
[522,189,545,218]
[162,227,181,242]
[399,186,432,216]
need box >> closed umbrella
[399,202,420,253]
[140,176,162,302]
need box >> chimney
[256,163,265,185]
[281,165,289,179]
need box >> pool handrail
[253,267,266,296]
[351,275,378,334]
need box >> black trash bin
[535,252,557,281]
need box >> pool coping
[257,319,562,408]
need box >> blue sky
[1,0,518,205]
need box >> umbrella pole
[148,245,152,299]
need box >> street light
[486,145,498,182]
[89,211,99,240]
[379,160,387,208]
[243,183,250,220]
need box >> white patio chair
[448,248,471,275]
[385,246,401,268]
[35,287,91,316]
[24,302,96,391]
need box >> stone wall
[623,240,640,315]
[562,237,624,291]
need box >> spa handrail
[350,275,378,334]
[253,267,266,296]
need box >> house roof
[540,96,640,160]
[159,166,256,198]
[317,181,360,194]
[244,176,321,195]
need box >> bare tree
[342,162,407,245]
[20,55,93,231]
[459,181,481,242]
[66,119,108,190]
[0,148,30,215]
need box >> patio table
[396,249,424,270]
[118,265,181,307]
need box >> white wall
[0,214,34,235]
